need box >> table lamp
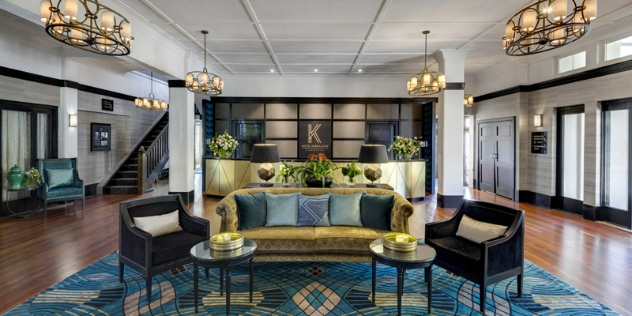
[250,144,280,187]
[358,144,389,187]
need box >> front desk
[204,158,426,200]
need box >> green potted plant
[276,160,299,186]
[23,167,43,189]
[389,135,422,160]
[209,130,239,159]
[341,161,362,186]
[296,153,339,188]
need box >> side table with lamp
[358,144,390,187]
[250,144,280,187]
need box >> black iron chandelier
[185,30,224,95]
[135,72,168,111]
[40,0,133,56]
[504,0,597,56]
[407,31,446,96]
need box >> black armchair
[119,195,210,303]
[425,199,524,312]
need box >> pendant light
[407,31,446,96]
[186,30,224,95]
[135,72,168,111]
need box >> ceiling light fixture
[314,69,318,72]
[40,0,133,55]
[407,30,446,96]
[185,30,223,95]
[270,69,275,73]
[358,69,363,72]
[464,95,474,107]
[503,0,597,56]
[135,72,168,111]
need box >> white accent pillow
[456,215,508,243]
[134,210,183,237]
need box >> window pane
[2,110,32,202]
[606,35,632,61]
[37,113,48,159]
[605,110,629,210]
[559,56,573,73]
[573,51,586,69]
[562,113,584,200]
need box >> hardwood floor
[0,176,630,315]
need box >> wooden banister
[137,124,169,193]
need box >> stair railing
[137,125,169,193]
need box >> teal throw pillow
[46,168,75,190]
[235,192,267,230]
[265,192,300,226]
[361,193,394,231]
[327,191,364,227]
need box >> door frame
[476,116,516,200]
[600,98,632,229]
[554,104,585,215]
[365,121,399,160]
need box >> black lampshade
[250,144,280,163]
[358,144,389,164]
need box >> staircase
[103,112,169,194]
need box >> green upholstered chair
[38,158,85,214]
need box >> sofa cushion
[456,215,508,243]
[327,191,363,227]
[46,168,75,189]
[427,236,481,275]
[241,226,315,253]
[134,210,183,237]
[265,193,299,226]
[46,187,83,199]
[235,192,267,230]
[297,195,330,227]
[313,226,388,253]
[361,193,393,231]
[152,231,207,265]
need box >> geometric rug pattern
[7,253,618,315]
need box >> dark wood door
[478,122,496,193]
[367,122,397,159]
[478,119,515,200]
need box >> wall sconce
[534,114,542,127]
[463,95,474,107]
[69,114,77,127]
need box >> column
[168,86,195,204]
[435,49,469,208]
[58,57,79,159]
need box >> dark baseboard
[169,190,194,205]
[85,183,98,197]
[517,190,553,208]
[437,194,462,208]
[582,204,597,221]
[408,197,425,202]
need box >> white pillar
[58,87,78,158]
[168,87,195,204]
[435,49,469,208]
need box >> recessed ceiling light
[270,69,274,73]
[358,69,363,72]
[314,69,318,72]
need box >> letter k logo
[308,124,322,144]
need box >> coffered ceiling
[117,0,632,76]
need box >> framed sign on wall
[531,131,547,154]
[101,99,114,111]
[298,121,331,158]
[90,123,111,152]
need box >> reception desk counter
[204,158,426,200]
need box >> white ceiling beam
[349,0,393,74]
[241,0,284,75]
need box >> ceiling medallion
[135,72,168,111]
[186,30,224,95]
[407,30,446,96]
[40,0,133,56]
[504,0,597,56]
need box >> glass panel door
[1,110,32,202]
[602,103,631,229]
[555,106,585,215]
[233,120,263,159]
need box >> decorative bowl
[383,232,417,252]
[210,232,244,251]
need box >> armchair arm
[216,194,239,232]
[483,214,525,277]
[179,209,210,237]
[390,194,414,233]
[425,217,460,240]
[119,214,152,267]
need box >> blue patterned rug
[7,253,617,315]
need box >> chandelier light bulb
[410,76,418,88]
[522,10,537,32]
[422,72,431,85]
[192,81,199,91]
[120,21,132,40]
[160,101,168,110]
[552,0,567,21]
[40,0,51,23]
[212,75,220,87]
[101,11,114,32]
[185,73,194,86]
[584,0,597,21]
[135,98,142,108]
[219,80,224,90]
[70,28,83,43]
[437,74,446,88]
[186,30,223,95]
[199,72,209,84]
[550,28,566,45]
[64,0,78,20]
[504,23,514,41]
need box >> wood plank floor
[0,175,630,315]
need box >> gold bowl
[210,232,244,251]
[383,233,417,252]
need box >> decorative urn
[6,164,25,190]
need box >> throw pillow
[456,215,508,243]
[297,195,330,227]
[361,193,394,231]
[265,192,300,226]
[235,192,267,230]
[327,191,364,227]
[46,168,75,190]
[134,210,183,237]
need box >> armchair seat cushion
[428,236,482,275]
[46,187,84,199]
[152,231,207,265]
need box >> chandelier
[135,72,168,111]
[464,95,474,107]
[503,0,597,56]
[407,31,446,96]
[186,30,224,95]
[40,0,133,56]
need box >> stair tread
[106,185,137,188]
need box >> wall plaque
[91,123,111,152]
[298,121,331,158]
[102,99,114,111]
[531,132,547,154]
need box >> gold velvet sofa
[216,187,414,262]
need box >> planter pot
[305,177,333,188]
[399,154,413,161]
[215,152,233,159]
[6,164,25,190]
[347,177,356,187]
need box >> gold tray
[210,232,244,251]
[383,233,417,252]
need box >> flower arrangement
[296,153,339,187]
[341,161,362,185]
[389,136,422,160]
[23,167,43,188]
[209,130,239,158]
[276,160,299,185]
